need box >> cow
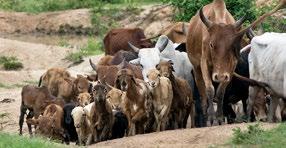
[104,28,153,55]
[246,32,286,122]
[143,22,189,44]
[185,0,285,126]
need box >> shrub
[65,38,103,63]
[164,0,284,32]
[232,124,264,144]
[0,56,23,70]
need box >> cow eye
[209,42,214,49]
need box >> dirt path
[91,123,277,148]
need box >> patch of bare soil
[0,38,73,70]
[120,5,174,37]
[91,123,277,148]
[0,9,92,34]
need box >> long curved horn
[182,23,189,36]
[89,59,97,71]
[199,7,213,28]
[158,37,169,52]
[246,28,256,40]
[238,0,286,35]
[234,15,247,29]
[117,58,126,70]
[128,42,140,53]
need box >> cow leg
[190,102,196,128]
[19,104,27,135]
[247,87,257,122]
[26,110,34,137]
[193,67,210,127]
[215,82,228,125]
[268,96,279,122]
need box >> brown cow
[26,104,66,142]
[104,28,153,55]
[161,22,189,43]
[186,0,285,126]
[19,85,64,136]
[89,59,143,86]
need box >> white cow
[130,35,194,90]
[247,32,286,122]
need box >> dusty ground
[92,123,277,148]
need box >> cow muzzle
[212,73,230,82]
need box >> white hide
[156,35,194,89]
[249,32,286,97]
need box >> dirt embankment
[91,123,277,148]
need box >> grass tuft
[229,123,286,147]
[65,38,103,63]
[0,132,64,148]
[0,56,23,70]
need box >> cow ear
[132,77,136,84]
[168,60,174,65]
[87,74,98,82]
[77,74,84,78]
[115,79,120,89]
[156,64,160,70]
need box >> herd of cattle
[18,0,286,146]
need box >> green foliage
[164,0,284,32]
[0,0,160,13]
[0,56,23,70]
[65,38,103,63]
[230,124,286,147]
[232,124,264,144]
[0,132,64,148]
[163,0,256,22]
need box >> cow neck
[126,81,139,102]
[95,101,108,113]
[212,0,227,23]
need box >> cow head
[71,106,86,128]
[253,87,268,122]
[92,84,108,103]
[77,92,91,107]
[162,22,189,43]
[73,75,90,94]
[106,84,125,111]
[199,0,286,82]
[115,69,136,91]
[199,8,246,82]
[63,103,76,125]
[156,60,174,78]
[146,69,161,88]
[128,38,170,81]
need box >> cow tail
[38,75,43,87]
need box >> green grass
[0,0,161,13]
[0,132,65,148]
[0,56,23,70]
[228,123,286,147]
[0,80,38,89]
[65,38,103,63]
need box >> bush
[164,0,284,32]
[65,38,103,63]
[0,56,23,70]
[232,124,264,144]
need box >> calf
[26,104,66,142]
[156,61,195,128]
[87,84,114,144]
[106,84,129,138]
[63,103,78,144]
[19,85,64,136]
[146,69,173,131]
[71,106,91,146]
[115,69,151,136]
[104,28,153,55]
